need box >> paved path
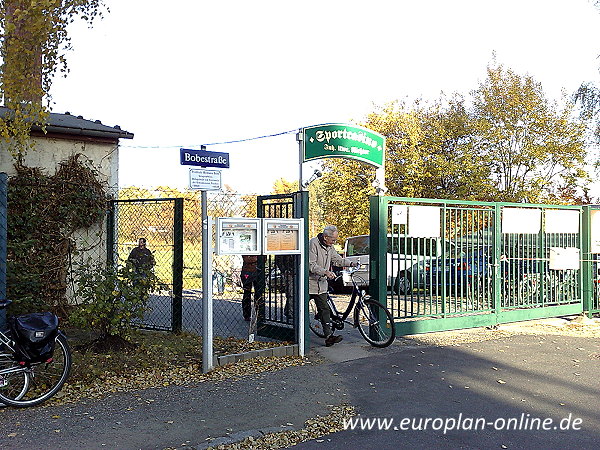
[1,328,599,449]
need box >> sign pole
[297,218,305,356]
[297,130,304,190]
[202,191,214,373]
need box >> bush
[70,261,157,341]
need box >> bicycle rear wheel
[0,351,29,405]
[355,297,396,348]
[308,297,327,338]
[0,334,71,407]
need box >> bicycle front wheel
[355,297,396,348]
[308,297,327,338]
[0,351,29,405]
[0,334,71,407]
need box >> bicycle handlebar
[343,262,362,274]
[321,263,362,281]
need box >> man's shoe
[325,335,343,347]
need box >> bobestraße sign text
[302,123,385,168]
[180,148,230,168]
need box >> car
[425,249,491,295]
[426,250,550,303]
[342,234,458,294]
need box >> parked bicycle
[0,300,71,407]
[308,264,396,348]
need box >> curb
[212,344,299,367]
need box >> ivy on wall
[6,153,108,315]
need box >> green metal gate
[370,196,595,335]
[256,191,308,342]
[584,206,600,315]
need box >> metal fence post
[172,198,184,333]
[0,173,7,332]
[106,200,115,267]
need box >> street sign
[189,168,222,190]
[180,148,230,168]
[302,123,385,168]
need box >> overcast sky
[50,0,600,194]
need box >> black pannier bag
[9,312,59,364]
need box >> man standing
[309,225,357,347]
[128,238,155,273]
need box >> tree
[313,159,375,242]
[272,177,298,194]
[314,63,590,233]
[574,2,600,145]
[574,82,600,143]
[0,0,105,156]
[472,63,589,203]
[312,96,488,241]
[363,97,494,201]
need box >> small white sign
[189,168,221,190]
[591,210,600,253]
[407,205,440,237]
[549,247,580,270]
[502,207,541,234]
[391,205,408,225]
[545,209,580,234]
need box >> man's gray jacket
[308,234,353,294]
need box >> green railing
[370,197,595,335]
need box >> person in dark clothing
[128,238,155,273]
[241,255,263,321]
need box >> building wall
[0,135,120,304]
[0,135,119,187]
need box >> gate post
[582,206,592,317]
[492,203,502,319]
[172,198,184,333]
[370,195,388,307]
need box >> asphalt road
[300,333,600,449]
[1,330,599,449]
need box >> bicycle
[0,300,72,407]
[308,265,396,348]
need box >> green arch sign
[302,123,385,168]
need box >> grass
[65,328,289,388]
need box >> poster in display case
[216,218,261,255]
[262,219,303,255]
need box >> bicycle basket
[9,312,59,364]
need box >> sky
[50,0,600,195]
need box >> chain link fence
[106,187,299,360]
